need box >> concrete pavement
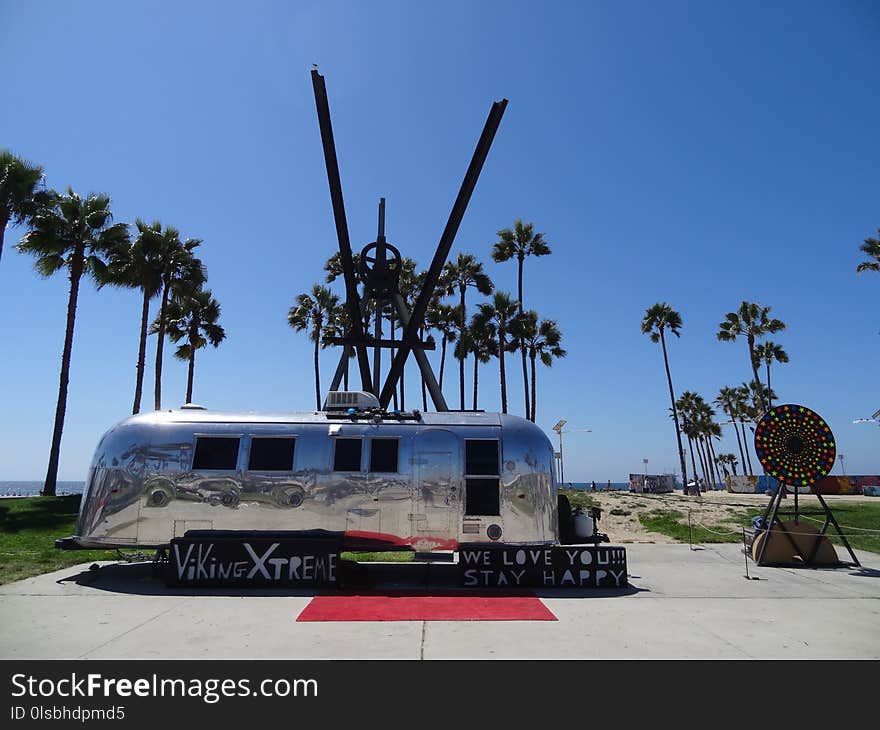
[1,543,878,659]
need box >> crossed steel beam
[310,68,506,411]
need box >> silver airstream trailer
[63,392,561,553]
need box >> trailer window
[465,440,500,515]
[333,438,362,472]
[248,437,295,471]
[192,437,240,470]
[369,439,399,473]
[466,440,499,475]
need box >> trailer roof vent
[180,403,207,410]
[323,391,380,412]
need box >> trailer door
[413,429,460,540]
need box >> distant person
[607,479,612,491]
[591,480,596,491]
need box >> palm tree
[641,303,689,495]
[522,313,566,422]
[856,228,879,274]
[718,453,739,477]
[107,219,167,413]
[326,301,356,390]
[715,386,747,475]
[492,219,551,419]
[288,284,340,409]
[717,301,785,412]
[441,253,494,410]
[394,257,420,409]
[733,385,755,475]
[474,292,518,414]
[151,230,204,410]
[704,420,723,489]
[1,149,44,264]
[678,410,701,490]
[466,315,498,410]
[161,286,226,404]
[17,188,130,495]
[426,301,459,394]
[753,341,788,408]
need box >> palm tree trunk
[186,344,196,404]
[699,438,713,491]
[766,361,773,409]
[659,330,689,494]
[731,459,738,477]
[517,255,530,420]
[695,438,709,492]
[439,336,447,391]
[472,353,478,411]
[747,335,763,410]
[0,211,8,264]
[154,282,170,410]
[731,413,747,477]
[707,439,720,489]
[687,436,699,488]
[420,326,427,411]
[43,247,85,496]
[459,287,466,410]
[499,331,508,414]
[313,334,321,410]
[740,421,754,475]
[132,287,150,414]
[392,318,402,410]
[530,351,537,422]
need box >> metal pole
[559,430,564,484]
[391,294,447,411]
[311,68,373,392]
[379,99,508,408]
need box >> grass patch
[0,496,127,585]
[638,501,880,553]
[638,509,741,543]
[341,551,414,563]
[560,489,595,509]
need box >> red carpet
[296,594,557,622]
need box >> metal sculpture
[750,404,859,567]
[310,67,507,411]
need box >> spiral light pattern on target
[753,404,836,487]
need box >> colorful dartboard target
[753,404,836,487]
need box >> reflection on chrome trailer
[59,392,627,588]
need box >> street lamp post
[838,454,846,476]
[552,420,592,486]
[553,420,567,484]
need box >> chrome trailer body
[71,409,558,552]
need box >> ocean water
[0,481,85,497]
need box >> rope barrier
[690,521,741,536]
[800,515,880,533]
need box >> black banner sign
[458,544,628,588]
[166,532,341,587]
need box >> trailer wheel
[147,485,173,508]
[274,487,305,508]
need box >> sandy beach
[580,489,876,544]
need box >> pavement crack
[420,621,426,660]
[76,601,190,659]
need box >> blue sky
[1,0,878,482]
